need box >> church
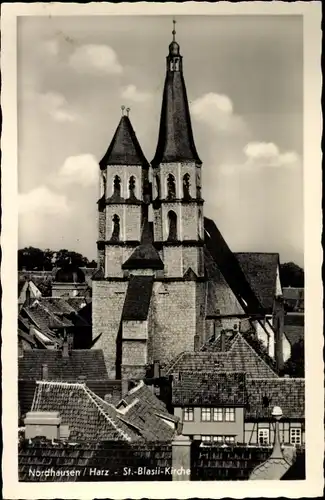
[92,25,288,380]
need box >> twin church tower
[93,24,207,378]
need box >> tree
[281,339,304,378]
[18,247,95,271]
[280,262,304,288]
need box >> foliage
[281,339,304,378]
[280,262,304,288]
[18,247,97,271]
[242,330,278,372]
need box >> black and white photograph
[1,2,323,498]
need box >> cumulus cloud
[39,91,79,123]
[121,84,152,103]
[19,186,70,215]
[57,154,99,187]
[69,44,123,75]
[191,92,247,134]
[244,142,300,167]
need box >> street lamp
[270,406,283,459]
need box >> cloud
[69,44,123,75]
[121,84,152,103]
[57,154,99,187]
[39,91,79,123]
[244,142,300,167]
[191,92,247,134]
[19,186,70,215]
[43,39,59,56]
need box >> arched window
[111,214,120,241]
[167,210,177,241]
[174,58,180,71]
[129,176,136,199]
[100,172,107,198]
[183,173,191,199]
[113,175,121,197]
[155,174,161,198]
[167,174,176,199]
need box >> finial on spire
[126,107,130,117]
[121,105,125,116]
[172,19,176,41]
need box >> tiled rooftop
[245,378,305,420]
[172,372,247,406]
[166,333,277,379]
[18,349,108,381]
[19,438,172,482]
[31,381,138,441]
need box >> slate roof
[166,333,277,379]
[283,287,304,311]
[246,378,305,420]
[285,312,304,327]
[204,249,245,317]
[99,115,149,168]
[18,349,108,381]
[31,381,138,441]
[115,381,179,441]
[284,325,304,347]
[235,252,279,312]
[204,217,264,316]
[151,40,201,166]
[122,220,164,270]
[122,275,154,321]
[172,372,247,406]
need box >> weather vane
[172,19,176,41]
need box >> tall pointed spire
[151,21,201,166]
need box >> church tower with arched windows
[93,23,207,378]
[151,22,205,278]
[97,108,150,278]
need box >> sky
[18,15,303,266]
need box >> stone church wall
[92,280,128,377]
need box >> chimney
[153,360,160,379]
[194,334,200,352]
[24,411,61,440]
[62,330,73,357]
[121,378,128,398]
[42,363,48,380]
[220,330,226,352]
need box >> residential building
[172,371,304,447]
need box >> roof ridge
[165,351,188,375]
[36,380,86,388]
[128,380,144,395]
[82,386,132,442]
